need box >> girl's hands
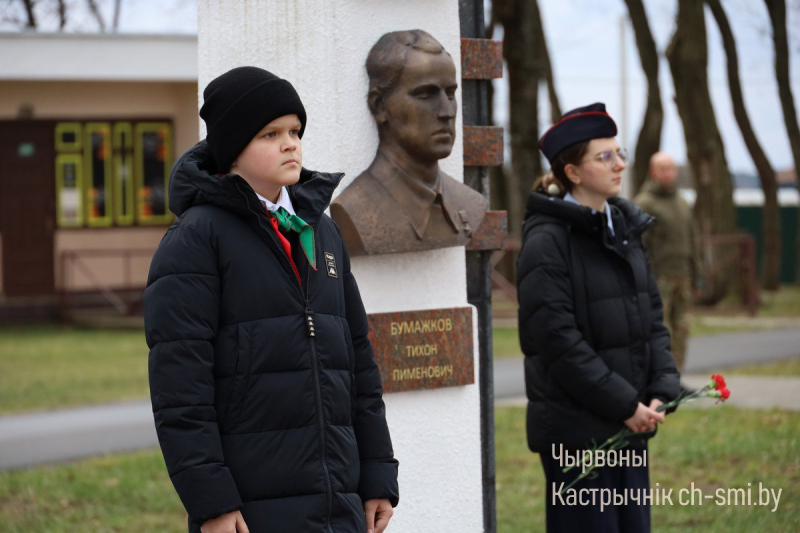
[624,402,665,433]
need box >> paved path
[494,327,800,401]
[0,400,156,470]
[1,328,799,470]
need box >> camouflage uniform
[634,179,700,373]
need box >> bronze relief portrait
[331,29,488,256]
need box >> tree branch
[57,0,66,30]
[86,0,106,32]
[21,0,36,29]
[113,0,121,31]
[707,0,780,288]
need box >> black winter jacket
[517,191,680,453]
[144,141,399,532]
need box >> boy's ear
[368,88,388,125]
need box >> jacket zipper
[239,182,334,531]
[303,231,334,533]
[307,306,334,533]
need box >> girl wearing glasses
[517,103,680,532]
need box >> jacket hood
[523,190,653,238]
[168,140,344,227]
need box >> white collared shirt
[564,192,615,236]
[257,187,297,216]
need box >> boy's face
[230,114,303,203]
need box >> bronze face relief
[331,29,488,256]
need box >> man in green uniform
[634,152,701,374]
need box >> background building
[0,32,198,318]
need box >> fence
[58,248,154,321]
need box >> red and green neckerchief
[267,206,317,270]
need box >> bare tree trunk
[86,0,106,32]
[707,0,781,289]
[486,13,508,212]
[493,0,560,239]
[113,0,122,31]
[493,0,542,239]
[21,0,36,29]
[766,0,800,283]
[531,2,561,122]
[667,0,737,303]
[57,0,66,30]
[486,14,513,287]
[486,14,508,213]
[623,0,663,194]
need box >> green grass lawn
[1,406,796,532]
[496,285,800,360]
[493,327,522,359]
[500,285,800,340]
[494,321,746,359]
[0,450,185,533]
[1,322,797,416]
[494,324,800,375]
[725,357,800,377]
[689,319,757,338]
[0,326,148,416]
[742,284,800,318]
[496,406,800,533]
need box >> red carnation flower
[558,374,733,494]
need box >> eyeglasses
[582,148,629,168]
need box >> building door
[0,120,56,297]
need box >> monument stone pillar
[199,1,484,530]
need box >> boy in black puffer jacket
[144,66,398,533]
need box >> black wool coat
[144,141,399,533]
[517,191,680,453]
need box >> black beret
[539,103,617,163]
[200,66,307,172]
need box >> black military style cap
[539,102,617,163]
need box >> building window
[135,122,173,225]
[54,120,174,228]
[56,153,83,227]
[85,122,112,227]
[55,122,82,153]
[113,122,134,226]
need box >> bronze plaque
[368,307,474,393]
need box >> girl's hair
[532,172,555,193]
[544,140,591,195]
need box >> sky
[0,0,196,33]
[490,0,800,175]
[4,0,799,175]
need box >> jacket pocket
[221,322,252,432]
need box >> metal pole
[459,1,496,531]
[620,13,630,198]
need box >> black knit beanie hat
[200,66,307,172]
